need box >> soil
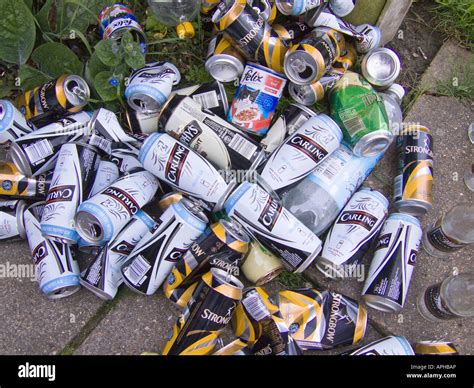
[386,0,445,92]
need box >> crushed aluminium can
[8,111,92,176]
[413,341,458,356]
[362,213,422,313]
[343,336,415,355]
[273,22,311,43]
[261,113,343,192]
[0,100,34,146]
[0,162,51,199]
[14,75,90,125]
[138,132,230,207]
[205,33,246,83]
[283,27,345,85]
[41,143,101,244]
[316,187,389,279]
[75,169,160,245]
[394,124,434,216]
[278,288,367,350]
[24,202,81,299]
[159,95,265,171]
[122,198,208,296]
[80,209,156,300]
[164,218,250,307]
[224,181,322,273]
[162,268,243,355]
[228,63,287,137]
[275,0,326,16]
[0,200,26,242]
[88,160,120,198]
[125,62,181,114]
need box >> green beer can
[329,72,392,157]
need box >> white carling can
[80,209,156,300]
[345,336,415,355]
[75,169,160,245]
[0,100,34,146]
[41,143,101,244]
[0,200,26,242]
[122,198,208,296]
[362,213,422,313]
[316,187,389,278]
[24,202,81,299]
[261,114,342,192]
[224,181,322,273]
[89,160,120,197]
[138,133,230,207]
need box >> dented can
[275,0,325,16]
[0,200,26,242]
[24,202,81,299]
[362,213,422,313]
[122,198,208,296]
[344,336,415,355]
[164,218,250,307]
[0,100,34,146]
[162,268,243,355]
[0,162,51,200]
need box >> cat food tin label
[228,63,287,137]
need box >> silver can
[0,100,33,146]
[0,200,26,242]
[362,213,422,313]
[261,114,342,192]
[205,33,246,83]
[261,103,316,154]
[224,181,322,273]
[361,48,401,89]
[138,133,230,207]
[122,198,208,295]
[81,209,156,300]
[316,187,389,278]
[75,169,160,245]
[24,202,81,299]
[345,336,415,355]
[354,24,382,54]
[41,143,101,244]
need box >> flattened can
[122,198,208,296]
[159,96,264,171]
[261,103,316,154]
[228,63,286,136]
[362,213,422,313]
[9,111,92,176]
[0,162,51,200]
[316,187,389,279]
[283,27,345,85]
[24,202,80,299]
[413,341,458,356]
[164,218,250,307]
[205,33,246,83]
[80,210,156,300]
[0,200,26,242]
[224,181,322,273]
[261,114,342,192]
[278,288,367,350]
[75,169,160,245]
[14,75,90,124]
[0,100,33,146]
[344,336,415,355]
[394,125,433,216]
[138,132,229,207]
[41,143,101,244]
[162,268,243,355]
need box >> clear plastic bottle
[147,0,200,38]
[379,83,404,136]
[281,144,382,236]
[417,273,474,321]
[422,203,474,258]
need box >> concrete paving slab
[304,95,473,354]
[420,40,474,92]
[0,241,104,354]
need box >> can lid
[178,197,209,230]
[388,212,422,228]
[8,141,33,176]
[361,48,401,87]
[210,267,244,291]
[288,83,320,106]
[63,75,90,107]
[358,186,389,209]
[220,218,251,244]
[205,54,244,83]
[355,24,381,54]
[353,130,393,158]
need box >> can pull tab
[72,84,88,99]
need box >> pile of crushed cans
[0,0,457,356]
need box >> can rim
[210,267,244,290]
[353,131,393,157]
[205,54,244,83]
[15,200,27,239]
[361,48,401,87]
[8,141,33,176]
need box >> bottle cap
[176,22,195,39]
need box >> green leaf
[94,71,118,102]
[23,0,33,9]
[0,0,36,65]
[94,39,120,67]
[35,0,54,33]
[121,31,146,69]
[31,42,83,78]
[56,0,112,36]
[86,52,109,81]
[18,65,52,91]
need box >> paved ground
[0,40,472,356]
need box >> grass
[431,0,474,49]
[277,270,307,289]
[434,62,474,101]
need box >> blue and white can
[24,202,81,299]
[345,336,415,355]
[0,100,33,146]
